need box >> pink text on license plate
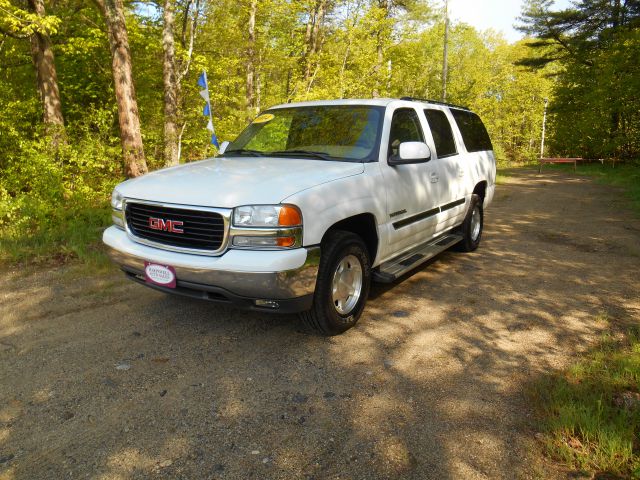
[144,262,177,288]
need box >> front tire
[455,194,483,252]
[300,231,371,336]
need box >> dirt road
[1,170,639,480]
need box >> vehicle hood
[116,156,364,208]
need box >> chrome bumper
[102,226,320,310]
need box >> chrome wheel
[331,255,363,315]
[470,205,482,242]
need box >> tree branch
[0,24,30,39]
[178,0,199,80]
[180,0,192,48]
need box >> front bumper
[102,226,319,313]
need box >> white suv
[104,98,496,335]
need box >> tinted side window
[450,109,493,153]
[388,108,424,158]
[424,109,457,158]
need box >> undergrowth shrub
[0,108,124,264]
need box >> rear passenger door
[423,108,467,227]
[449,108,495,212]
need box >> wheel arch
[473,181,488,204]
[322,213,379,265]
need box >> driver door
[381,107,444,252]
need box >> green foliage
[0,109,122,264]
[518,0,640,159]
[191,0,552,167]
[0,0,573,263]
[0,0,61,37]
[532,327,640,477]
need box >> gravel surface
[1,169,639,480]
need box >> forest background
[0,0,638,263]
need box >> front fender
[282,163,386,247]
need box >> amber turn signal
[278,205,302,226]
[276,236,296,247]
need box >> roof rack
[399,97,470,110]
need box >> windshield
[224,105,384,162]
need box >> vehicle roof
[268,98,470,111]
[269,98,396,109]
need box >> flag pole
[198,70,219,149]
[442,0,449,102]
[203,71,214,135]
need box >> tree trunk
[93,0,148,178]
[310,0,326,57]
[373,0,389,98]
[162,0,179,167]
[339,41,351,98]
[27,0,64,129]
[246,0,257,118]
[256,66,261,112]
[304,6,314,50]
[303,0,327,85]
[339,4,362,98]
[285,67,292,100]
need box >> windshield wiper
[222,148,265,157]
[269,149,336,161]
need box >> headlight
[233,204,302,227]
[110,190,125,229]
[231,204,302,249]
[111,189,124,211]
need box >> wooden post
[540,98,548,159]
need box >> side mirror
[218,141,230,155]
[389,141,432,165]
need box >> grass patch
[530,162,640,477]
[496,171,512,185]
[531,328,640,477]
[0,203,111,268]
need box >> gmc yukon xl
[103,98,496,335]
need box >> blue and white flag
[198,71,219,148]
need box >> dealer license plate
[144,262,177,289]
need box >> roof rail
[399,97,470,110]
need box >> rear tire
[300,231,371,336]
[455,194,483,252]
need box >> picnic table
[538,157,608,172]
[538,157,583,172]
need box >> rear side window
[424,109,457,158]
[388,108,424,158]
[450,109,493,153]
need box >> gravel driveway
[1,169,639,480]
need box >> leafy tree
[0,0,567,261]
[518,0,640,159]
[161,0,201,166]
[0,0,64,129]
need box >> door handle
[458,168,465,177]
[430,172,439,183]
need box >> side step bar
[372,233,463,283]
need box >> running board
[372,233,463,283]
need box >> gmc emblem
[148,217,184,234]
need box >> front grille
[125,202,225,252]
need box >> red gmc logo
[148,217,184,234]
